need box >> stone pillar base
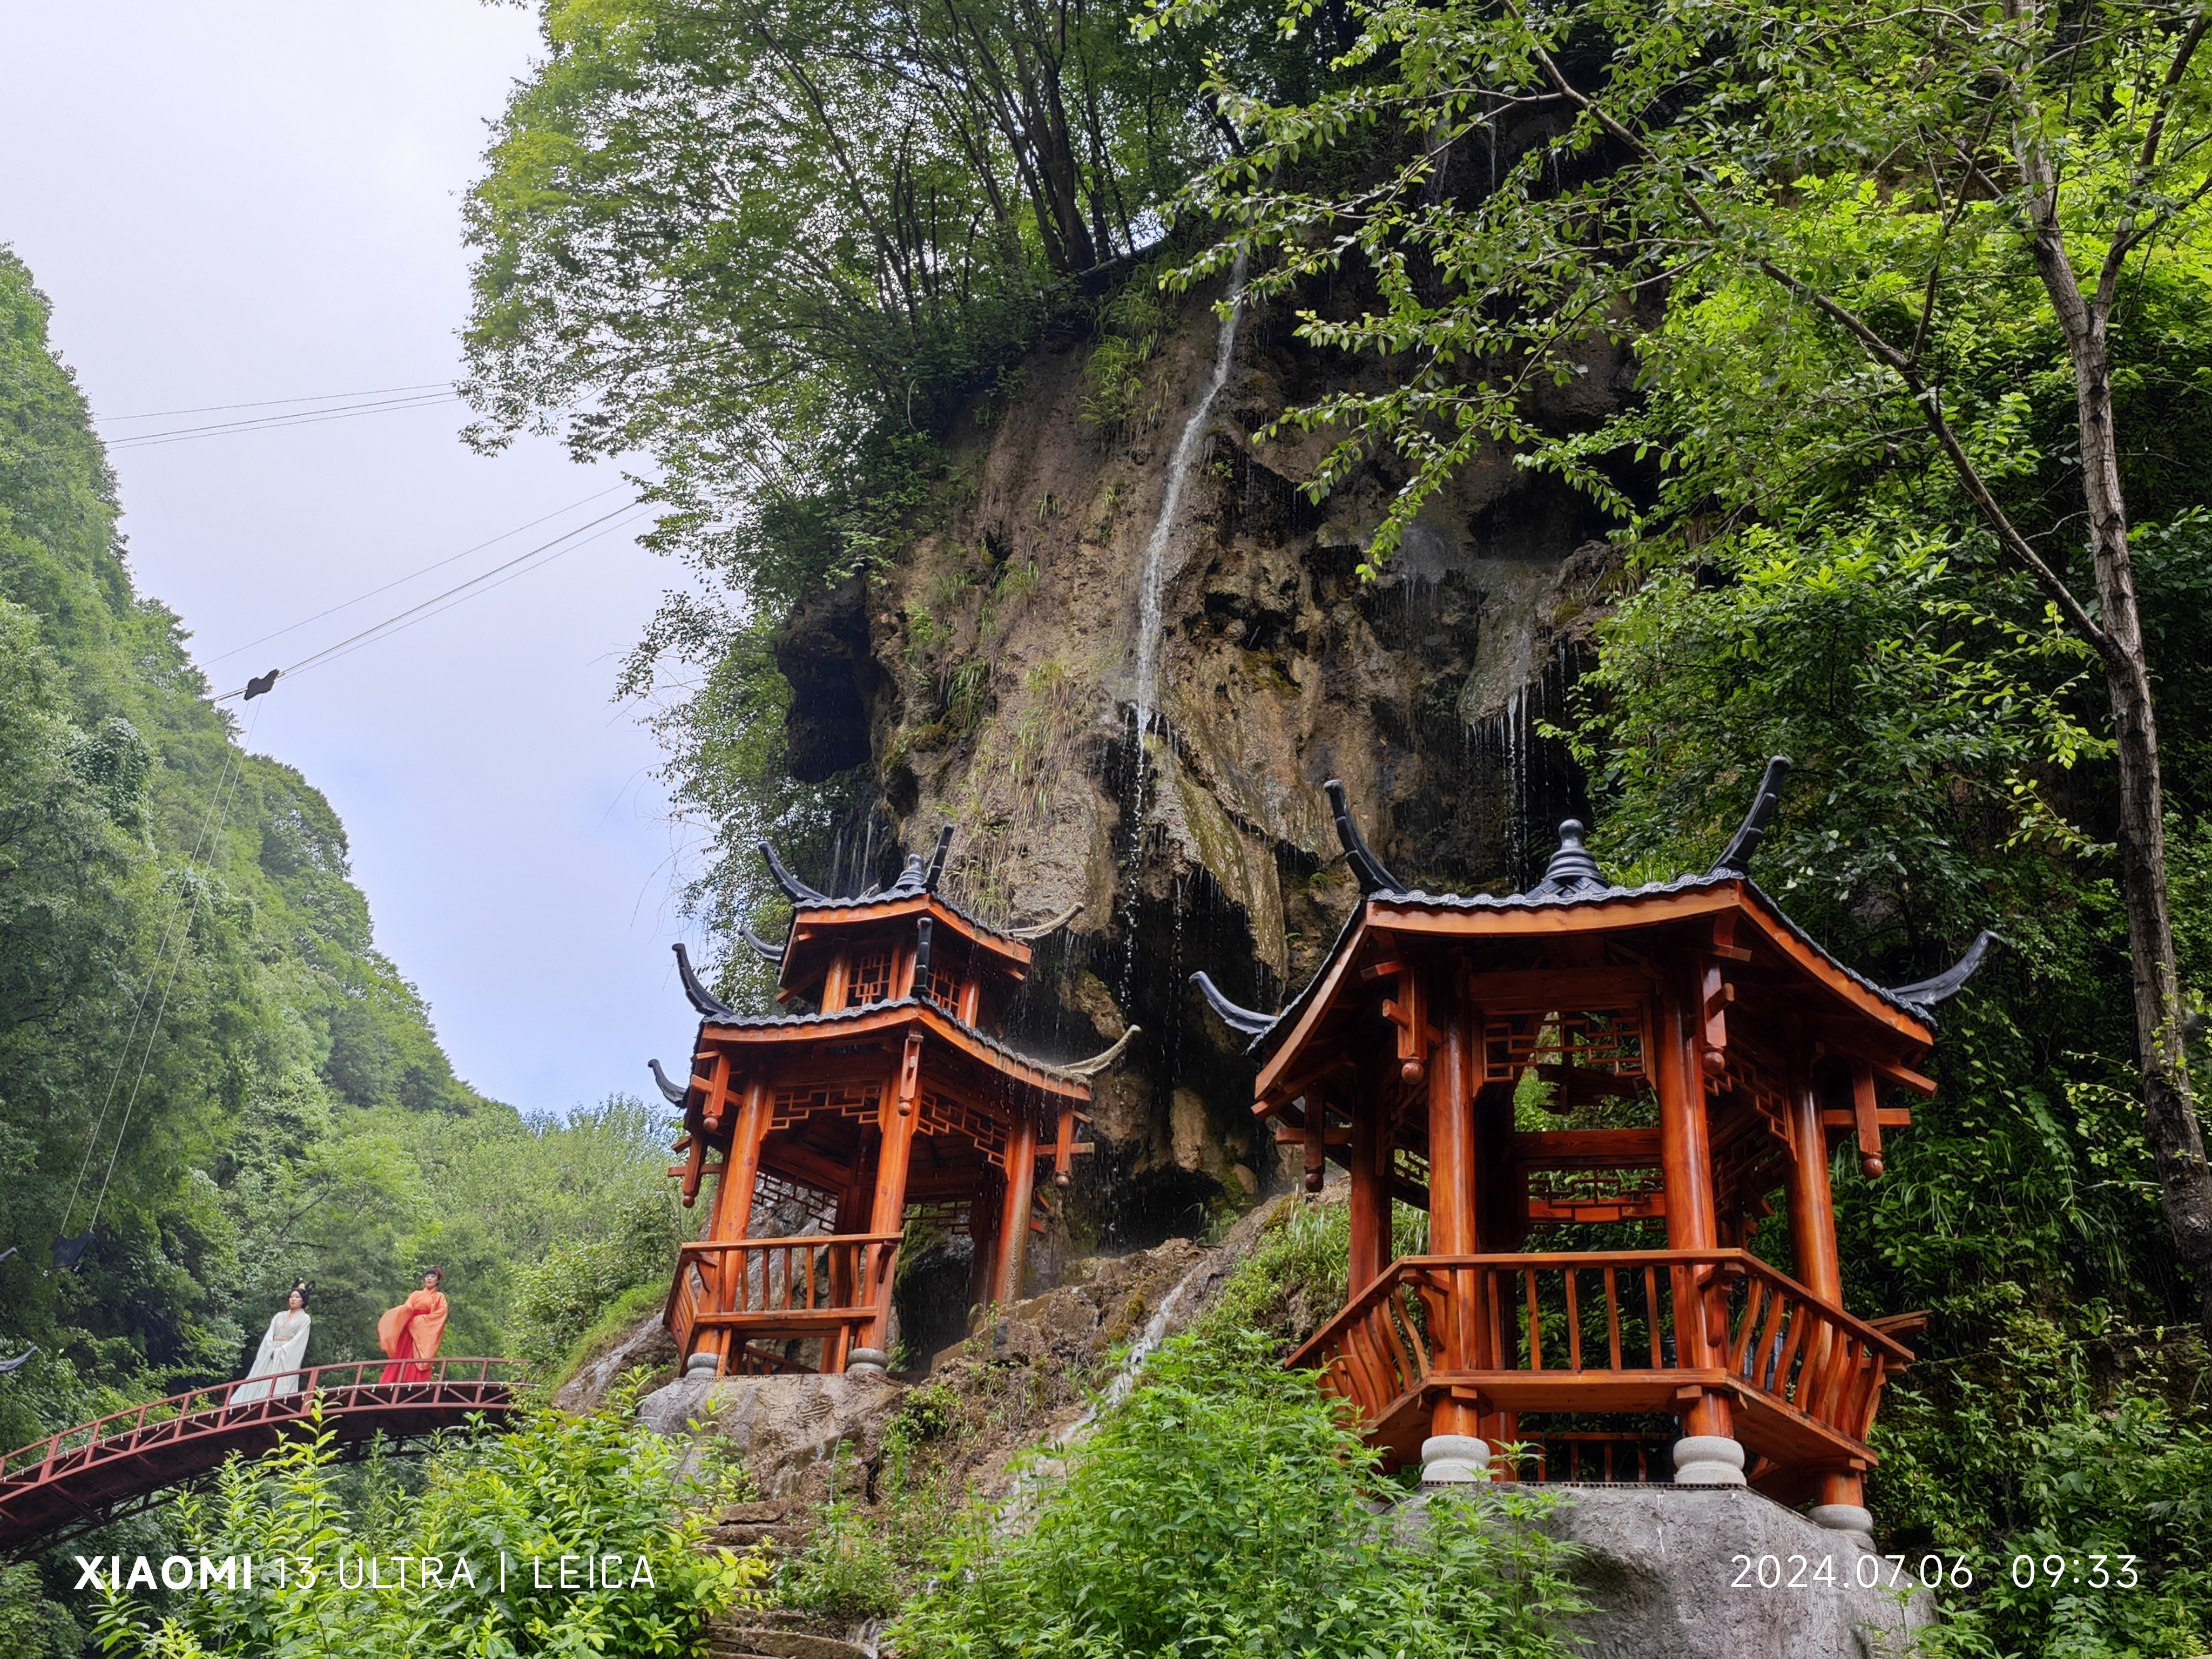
[1808,1503,1874,1534]
[1419,1434,1494,1483]
[845,1347,890,1376]
[1671,1434,1748,1486]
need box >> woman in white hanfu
[233,1282,312,1404]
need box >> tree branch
[1510,0,2115,659]
[2098,6,2212,309]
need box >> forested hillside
[0,248,679,1460]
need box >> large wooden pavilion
[1196,763,1990,1530]
[655,830,1129,1378]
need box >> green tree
[1168,0,2212,1332]
[0,242,516,1450]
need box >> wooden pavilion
[1195,762,1991,1530]
[654,828,1129,1378]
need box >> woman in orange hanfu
[376,1267,448,1383]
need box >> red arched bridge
[0,1357,522,1555]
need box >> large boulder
[637,1371,907,1501]
[1402,1483,1934,1659]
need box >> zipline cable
[106,391,461,451]
[196,483,631,670]
[210,501,653,702]
[96,382,453,422]
[80,698,266,1245]
[283,510,653,683]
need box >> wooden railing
[666,1234,901,1371]
[1288,1250,1911,1456]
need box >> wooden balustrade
[666,1233,901,1373]
[1288,1250,1912,1475]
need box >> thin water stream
[1120,253,1249,997]
[1130,252,1250,750]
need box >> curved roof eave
[1247,872,1938,1070]
[689,995,1094,1100]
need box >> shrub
[779,1476,901,1622]
[92,1383,764,1658]
[510,1187,683,1372]
[892,1330,1583,1658]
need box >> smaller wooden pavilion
[1196,763,1991,1528]
[655,829,1129,1377]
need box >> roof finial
[647,1058,691,1106]
[758,839,831,905]
[672,942,737,1019]
[739,923,785,966]
[1323,779,1401,894]
[1709,756,1791,878]
[1883,930,1999,1009]
[1526,819,1608,897]
[922,824,954,891]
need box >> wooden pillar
[1424,965,1482,1439]
[1347,1096,1388,1294]
[704,1072,770,1373]
[1655,973,1734,1445]
[1784,1074,1844,1305]
[994,1113,1040,1305]
[1787,1069,1862,1512]
[967,1174,1005,1316]
[861,1032,924,1355]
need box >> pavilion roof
[1196,760,1995,1066]
[656,953,1132,1110]
[741,824,1081,968]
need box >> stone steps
[705,1500,814,1556]
[705,1622,868,1659]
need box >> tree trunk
[2026,191,2212,1333]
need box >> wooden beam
[1464,968,1656,1008]
[1512,1129,1663,1169]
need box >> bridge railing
[0,1357,525,1486]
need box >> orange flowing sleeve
[376,1299,412,1359]
[407,1291,449,1361]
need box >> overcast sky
[0,2,711,1115]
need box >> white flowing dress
[232,1309,311,1404]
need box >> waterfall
[1129,251,1251,761]
[1119,252,1249,1000]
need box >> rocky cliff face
[775,273,1631,1252]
